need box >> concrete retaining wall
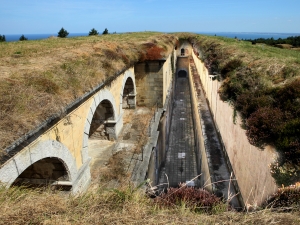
[131,51,176,187]
[191,51,278,206]
[188,59,212,192]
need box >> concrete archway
[81,89,119,163]
[122,77,136,109]
[89,99,116,140]
[12,157,71,190]
[121,70,136,110]
[0,140,77,189]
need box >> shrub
[221,59,243,79]
[246,107,284,148]
[155,185,223,212]
[88,28,99,36]
[19,35,28,41]
[266,182,300,207]
[236,92,274,118]
[0,34,6,42]
[273,79,300,112]
[102,28,109,35]
[139,45,163,61]
[57,27,69,38]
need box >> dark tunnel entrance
[178,70,187,78]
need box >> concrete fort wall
[130,52,177,186]
[191,51,278,206]
[134,52,175,108]
[187,59,213,192]
[0,68,136,193]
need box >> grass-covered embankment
[0,182,299,225]
[0,32,177,155]
[180,33,300,186]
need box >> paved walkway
[158,74,199,189]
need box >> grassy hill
[0,32,177,155]
[0,32,300,223]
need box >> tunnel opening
[12,157,71,191]
[122,77,136,109]
[181,48,185,56]
[178,70,187,78]
[89,100,116,141]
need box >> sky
[0,0,299,35]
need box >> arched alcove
[12,157,71,190]
[89,100,116,140]
[122,77,136,109]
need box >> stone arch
[81,89,119,162]
[0,140,77,188]
[121,70,136,110]
[178,69,188,78]
[12,157,71,190]
[89,99,115,140]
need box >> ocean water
[198,32,300,40]
[4,33,88,42]
[3,32,300,42]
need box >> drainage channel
[158,72,199,189]
[189,56,242,209]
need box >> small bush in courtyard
[154,185,225,213]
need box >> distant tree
[19,34,28,41]
[57,27,69,38]
[102,28,109,35]
[89,28,99,36]
[0,34,5,42]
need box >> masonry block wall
[135,61,164,107]
[191,51,277,206]
[134,52,175,108]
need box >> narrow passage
[158,72,198,188]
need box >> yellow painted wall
[20,68,135,169]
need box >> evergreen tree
[0,35,5,42]
[102,28,109,35]
[19,34,28,41]
[57,27,69,38]
[89,28,99,36]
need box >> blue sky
[0,0,299,34]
